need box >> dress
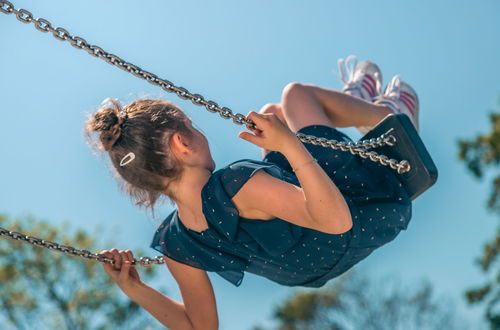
[150,124,412,288]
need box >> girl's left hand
[99,248,143,293]
[239,111,297,153]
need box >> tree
[458,98,500,329]
[252,270,466,330]
[0,213,163,330]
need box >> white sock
[345,88,362,98]
[377,100,399,114]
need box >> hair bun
[86,98,126,151]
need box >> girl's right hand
[100,248,143,294]
[238,111,298,153]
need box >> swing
[360,113,437,200]
[0,1,438,265]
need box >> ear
[170,132,192,157]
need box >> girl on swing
[85,57,418,329]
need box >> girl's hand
[238,111,298,153]
[100,248,143,294]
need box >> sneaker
[337,55,383,135]
[374,75,420,132]
[337,55,383,102]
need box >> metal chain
[296,128,410,174]
[0,226,165,266]
[0,0,410,174]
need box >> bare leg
[304,83,393,128]
[280,82,393,132]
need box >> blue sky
[1,0,499,328]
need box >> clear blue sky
[1,0,499,328]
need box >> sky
[1,0,499,329]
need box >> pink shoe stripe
[362,79,375,97]
[399,93,415,109]
[365,74,377,86]
[361,80,375,97]
[400,91,416,102]
[364,75,377,94]
[399,96,415,116]
[400,93,416,110]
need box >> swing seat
[360,113,438,200]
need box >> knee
[282,82,308,101]
[259,103,281,115]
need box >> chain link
[0,1,410,173]
[0,0,13,13]
[296,128,410,174]
[0,1,412,265]
[0,227,165,266]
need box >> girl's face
[185,117,216,172]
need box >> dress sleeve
[150,211,248,286]
[201,159,286,241]
[262,150,293,173]
[219,159,289,197]
[204,159,303,256]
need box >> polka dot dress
[150,125,412,288]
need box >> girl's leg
[258,103,288,124]
[280,82,393,132]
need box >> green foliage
[458,111,500,212]
[273,279,343,325]
[457,98,500,329]
[259,271,465,330]
[0,213,161,330]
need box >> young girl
[87,57,417,329]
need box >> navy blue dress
[150,124,412,288]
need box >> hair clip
[120,152,135,166]
[119,110,128,120]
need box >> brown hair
[84,98,194,213]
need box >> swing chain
[0,0,12,14]
[0,0,411,173]
[296,130,410,173]
[0,227,166,266]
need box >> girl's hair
[84,98,194,212]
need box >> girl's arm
[125,281,196,329]
[237,112,352,234]
[101,249,218,330]
[282,137,352,231]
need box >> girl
[87,57,417,329]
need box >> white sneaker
[337,55,383,135]
[338,55,383,102]
[374,75,420,132]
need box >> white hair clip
[120,152,135,166]
[119,109,128,119]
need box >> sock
[345,88,362,98]
[377,100,400,114]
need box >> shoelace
[385,75,401,98]
[337,55,358,87]
[377,74,418,125]
[337,56,382,97]
[374,75,402,114]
